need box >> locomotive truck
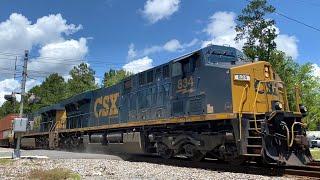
[18,44,312,166]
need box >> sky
[0,0,319,105]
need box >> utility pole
[13,56,17,113]
[14,56,17,80]
[13,50,28,158]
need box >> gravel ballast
[0,158,293,180]
[0,147,294,179]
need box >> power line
[243,0,320,33]
[0,52,23,57]
[0,54,126,66]
[274,11,320,32]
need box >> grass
[0,158,13,165]
[311,148,320,160]
[28,168,81,180]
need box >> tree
[236,0,320,130]
[103,69,130,87]
[67,63,98,96]
[235,0,276,61]
[26,73,68,112]
[295,64,320,130]
[0,101,19,118]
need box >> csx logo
[94,93,119,118]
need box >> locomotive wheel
[183,144,205,162]
[157,143,173,159]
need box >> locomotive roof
[60,90,93,105]
[172,44,246,63]
[36,103,64,114]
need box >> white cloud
[202,11,299,59]
[0,13,81,53]
[28,14,82,45]
[0,13,88,105]
[127,43,137,60]
[142,0,180,23]
[312,64,320,78]
[128,38,198,61]
[28,38,88,76]
[0,13,87,79]
[202,11,244,50]
[123,56,153,73]
[163,39,183,52]
[275,34,298,59]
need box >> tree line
[0,63,130,116]
[0,0,319,130]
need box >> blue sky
[0,0,319,104]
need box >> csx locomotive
[21,44,312,166]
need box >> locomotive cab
[230,60,312,166]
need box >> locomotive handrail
[49,121,57,132]
[289,122,306,147]
[252,80,286,133]
[281,122,291,147]
[238,84,248,141]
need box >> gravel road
[0,147,292,180]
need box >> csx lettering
[94,93,119,118]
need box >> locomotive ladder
[244,117,263,156]
[49,122,59,149]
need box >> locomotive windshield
[202,45,249,64]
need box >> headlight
[264,66,270,78]
[275,102,283,110]
[299,105,307,113]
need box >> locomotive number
[234,74,251,81]
[177,77,194,92]
[94,92,119,118]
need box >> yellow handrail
[252,80,285,133]
[252,81,263,133]
[282,124,290,147]
[289,122,306,147]
[49,121,58,132]
[238,84,248,141]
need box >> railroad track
[284,161,320,178]
[127,154,320,178]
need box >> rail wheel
[157,143,173,159]
[183,144,205,162]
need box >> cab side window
[163,65,170,78]
[139,72,146,85]
[172,58,197,77]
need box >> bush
[0,159,13,165]
[28,168,80,180]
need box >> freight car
[21,44,313,166]
[0,114,18,147]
